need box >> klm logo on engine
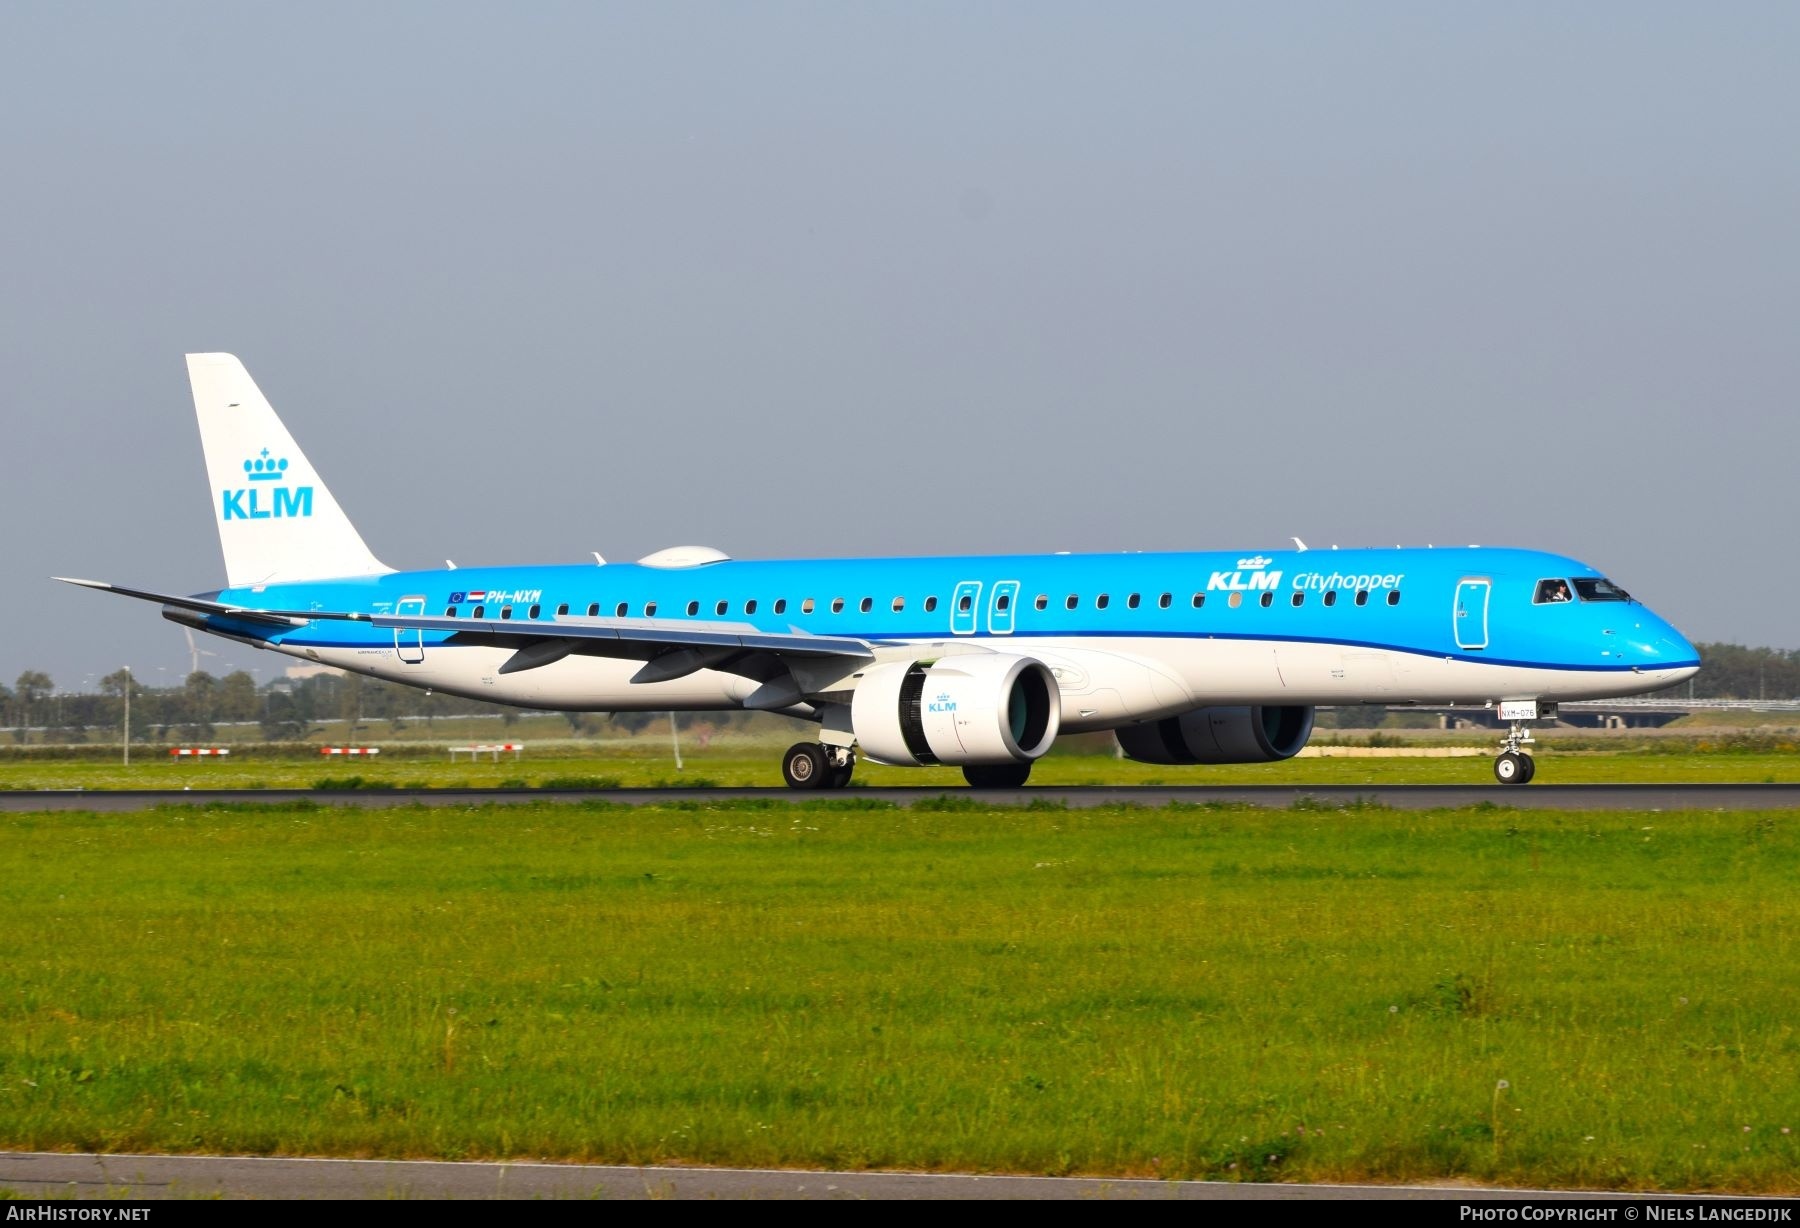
[927,691,957,714]
[222,449,314,521]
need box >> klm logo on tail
[222,449,313,521]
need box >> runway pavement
[2,783,1798,811]
[0,1151,1649,1200]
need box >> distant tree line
[1,641,1793,744]
[0,667,783,745]
[1661,643,1800,701]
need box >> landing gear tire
[782,742,830,790]
[1494,714,1541,786]
[828,764,854,789]
[963,762,1032,789]
[1494,751,1533,785]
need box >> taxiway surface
[1,783,1797,811]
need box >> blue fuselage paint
[205,545,1698,681]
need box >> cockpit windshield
[1533,579,1573,604]
[1574,577,1632,603]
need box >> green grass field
[3,735,1798,791]
[3,797,1798,1192]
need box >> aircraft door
[950,580,982,636]
[395,595,427,664]
[988,580,1020,635]
[1454,579,1490,650]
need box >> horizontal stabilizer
[54,577,309,628]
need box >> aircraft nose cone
[1641,620,1701,683]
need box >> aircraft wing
[361,611,874,663]
[59,577,875,682]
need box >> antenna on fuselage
[1292,537,1308,552]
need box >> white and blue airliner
[65,355,1701,787]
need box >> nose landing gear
[1494,747,1535,785]
[1492,701,1555,785]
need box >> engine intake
[852,654,1061,766]
[1115,705,1315,765]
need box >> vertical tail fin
[187,353,390,588]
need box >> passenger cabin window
[1323,591,1337,607]
[745,600,758,615]
[772,599,785,614]
[528,604,541,619]
[996,593,1010,611]
[1259,592,1273,608]
[556,603,570,616]
[802,599,815,614]
[831,598,845,614]
[1534,579,1574,604]
[1354,591,1369,607]
[500,605,513,620]
[686,600,700,616]
[1066,594,1079,610]
[1127,593,1141,609]
[924,596,938,613]
[1191,593,1205,608]
[644,602,658,617]
[444,605,458,618]
[1228,592,1242,609]
[472,604,485,618]
[1387,590,1401,606]
[958,594,972,613]
[859,597,873,613]
[1096,593,1110,610]
[616,602,629,617]
[891,597,905,612]
[1158,593,1172,609]
[1291,592,1304,607]
[1575,578,1631,602]
[587,603,600,617]
[1034,594,1048,611]
[716,600,729,616]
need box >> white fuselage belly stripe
[281,634,1687,729]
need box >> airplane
[62,354,1702,788]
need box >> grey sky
[3,3,1796,687]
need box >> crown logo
[1237,555,1271,569]
[243,448,290,482]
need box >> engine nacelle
[1115,705,1315,765]
[851,654,1061,766]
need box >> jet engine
[851,654,1061,766]
[1115,705,1315,765]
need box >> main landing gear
[1494,719,1537,785]
[782,742,856,790]
[778,744,1035,790]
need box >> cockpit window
[1534,579,1573,604]
[1574,578,1632,602]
